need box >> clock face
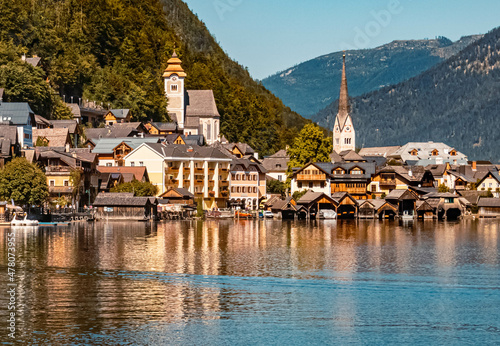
[172,76,178,81]
[345,126,350,132]
[335,126,339,132]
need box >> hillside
[0,0,310,156]
[262,36,482,117]
[313,27,500,163]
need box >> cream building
[123,143,231,209]
[163,52,220,145]
[333,54,355,153]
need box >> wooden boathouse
[93,192,157,220]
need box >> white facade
[333,115,355,153]
[164,74,185,130]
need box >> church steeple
[163,50,186,129]
[338,53,349,118]
[333,53,355,154]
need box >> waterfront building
[146,122,178,136]
[290,163,332,196]
[229,157,267,210]
[333,54,355,153]
[368,165,434,198]
[92,192,157,220]
[123,143,231,209]
[477,197,500,217]
[96,166,150,193]
[163,51,220,145]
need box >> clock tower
[333,53,355,153]
[163,51,187,130]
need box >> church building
[163,51,220,145]
[333,54,355,153]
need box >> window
[139,162,144,167]
[351,169,362,175]
[237,187,241,193]
[278,175,282,182]
[336,139,339,145]
[106,163,112,167]
[130,162,135,167]
[171,84,178,92]
[242,175,246,181]
[298,182,302,188]
[371,185,377,192]
[242,187,246,193]
[50,180,55,186]
[254,187,257,193]
[231,187,234,193]
[64,180,69,187]
[253,175,257,181]
[320,182,325,189]
[309,182,313,188]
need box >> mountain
[313,27,500,163]
[0,0,310,156]
[262,36,482,118]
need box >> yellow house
[123,143,232,209]
[104,109,131,126]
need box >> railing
[380,180,397,187]
[297,174,326,181]
[332,187,367,194]
[45,166,71,173]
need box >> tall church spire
[338,52,349,117]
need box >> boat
[11,212,39,226]
[263,211,274,219]
[206,209,234,219]
[319,210,337,219]
[401,210,414,221]
[235,210,253,219]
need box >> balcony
[297,174,326,181]
[220,180,229,187]
[195,168,204,173]
[332,186,367,195]
[45,166,71,173]
[380,180,396,188]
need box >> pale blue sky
[184,0,500,79]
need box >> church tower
[163,51,186,130]
[333,53,355,153]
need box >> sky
[184,0,500,80]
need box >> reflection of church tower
[163,51,186,130]
[333,54,355,153]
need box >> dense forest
[263,36,482,117]
[0,0,310,155]
[313,27,500,163]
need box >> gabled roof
[91,137,160,154]
[65,103,81,118]
[97,166,149,182]
[476,169,500,184]
[50,120,79,134]
[138,143,231,161]
[224,142,255,155]
[159,187,194,199]
[109,109,130,119]
[151,122,177,131]
[342,150,366,162]
[0,125,18,144]
[296,162,333,176]
[93,192,155,207]
[231,157,267,173]
[34,114,51,127]
[33,128,71,147]
[358,146,400,157]
[25,56,41,67]
[0,102,34,125]
[297,191,338,206]
[329,151,343,163]
[385,189,418,201]
[185,90,220,118]
[331,191,358,205]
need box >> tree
[438,184,450,193]
[110,179,158,196]
[70,169,82,204]
[0,157,48,206]
[292,189,308,201]
[267,179,286,197]
[287,123,332,174]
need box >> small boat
[11,212,39,226]
[319,210,337,219]
[401,210,414,221]
[235,210,253,219]
[207,209,234,219]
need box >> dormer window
[432,149,439,156]
[450,149,457,156]
[410,149,418,156]
[350,168,363,175]
[334,168,345,175]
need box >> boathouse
[93,192,157,220]
[331,192,358,219]
[477,198,500,218]
[297,191,338,219]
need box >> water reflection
[0,219,499,344]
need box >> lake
[1,219,499,344]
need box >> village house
[146,122,178,136]
[96,166,149,193]
[33,128,72,148]
[291,163,332,196]
[388,141,468,166]
[229,157,267,210]
[104,109,132,126]
[92,137,161,167]
[262,149,289,183]
[0,99,35,148]
[84,122,148,144]
[368,165,435,198]
[0,125,20,168]
[92,192,157,220]
[123,143,231,209]
[477,197,500,218]
[476,169,500,197]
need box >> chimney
[187,146,194,152]
[472,161,477,171]
[21,54,26,61]
[65,143,70,152]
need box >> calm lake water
[1,219,500,345]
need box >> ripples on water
[0,219,499,344]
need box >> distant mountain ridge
[312,27,500,163]
[262,35,482,117]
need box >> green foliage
[70,169,82,202]
[267,179,286,197]
[381,193,387,199]
[486,188,494,198]
[287,124,332,174]
[110,179,158,196]
[292,189,308,201]
[438,184,450,193]
[0,157,48,206]
[0,0,312,155]
[35,136,48,147]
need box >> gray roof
[65,103,81,118]
[85,126,139,140]
[50,120,79,134]
[92,137,160,154]
[152,122,177,131]
[0,102,34,125]
[93,192,155,207]
[231,157,267,173]
[185,90,220,118]
[358,146,400,157]
[262,156,289,172]
[0,88,3,100]
[269,150,289,158]
[143,143,231,161]
[389,141,468,164]
[342,150,366,162]
[224,143,255,155]
[0,125,18,144]
[109,109,130,119]
[477,198,500,208]
[33,128,70,147]
[25,57,41,67]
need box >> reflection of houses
[477,198,500,218]
[92,137,160,167]
[92,192,157,220]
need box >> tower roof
[337,53,350,128]
[162,50,187,78]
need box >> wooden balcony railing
[297,174,326,181]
